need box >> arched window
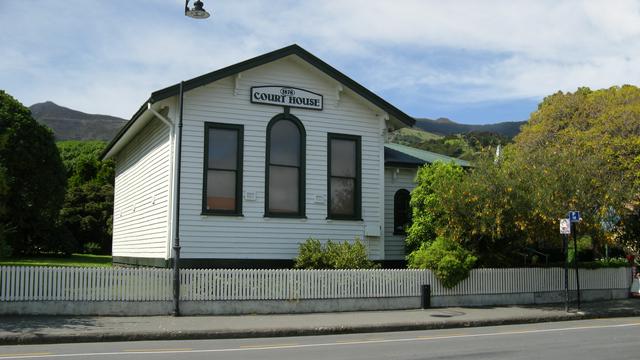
[394,189,411,235]
[265,113,305,217]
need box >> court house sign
[251,86,323,110]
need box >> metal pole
[564,234,569,312]
[573,222,581,309]
[172,81,185,317]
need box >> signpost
[560,218,570,311]
[568,211,581,310]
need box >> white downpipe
[147,102,176,262]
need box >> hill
[29,101,126,141]
[414,117,526,139]
[387,127,442,146]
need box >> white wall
[112,117,171,259]
[178,56,386,260]
[384,167,418,260]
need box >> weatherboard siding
[178,57,385,260]
[112,117,171,259]
[384,167,418,260]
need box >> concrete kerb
[2,305,640,346]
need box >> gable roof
[384,143,471,168]
[102,44,415,159]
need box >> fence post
[421,284,431,309]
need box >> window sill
[201,212,244,217]
[326,217,363,222]
[264,214,307,219]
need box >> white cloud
[1,0,639,120]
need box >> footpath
[1,298,639,345]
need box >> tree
[0,91,67,255]
[509,86,640,254]
[437,155,535,265]
[406,86,640,266]
[405,161,464,253]
[57,141,114,254]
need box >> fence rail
[0,266,632,302]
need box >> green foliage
[616,199,640,254]
[407,86,640,266]
[510,86,640,254]
[567,236,592,266]
[326,240,380,269]
[405,162,464,253]
[293,238,327,269]
[0,90,67,255]
[589,257,630,268]
[294,238,379,269]
[407,237,477,288]
[57,141,114,254]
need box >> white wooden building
[102,45,468,268]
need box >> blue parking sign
[569,211,581,222]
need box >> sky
[1,1,640,125]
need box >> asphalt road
[1,317,639,360]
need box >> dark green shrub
[407,236,477,288]
[82,242,102,254]
[294,238,379,269]
[0,91,67,255]
[0,236,12,258]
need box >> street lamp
[185,0,210,19]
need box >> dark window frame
[393,188,411,235]
[202,122,244,216]
[327,133,362,220]
[264,113,306,218]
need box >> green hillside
[387,127,442,146]
[389,126,510,161]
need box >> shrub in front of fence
[407,236,477,288]
[294,238,379,269]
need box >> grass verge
[0,254,112,267]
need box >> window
[394,189,411,234]
[327,133,361,220]
[202,122,243,215]
[265,113,305,217]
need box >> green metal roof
[384,143,471,167]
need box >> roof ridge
[103,44,415,159]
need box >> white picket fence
[0,266,632,302]
[179,269,427,301]
[0,267,172,302]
